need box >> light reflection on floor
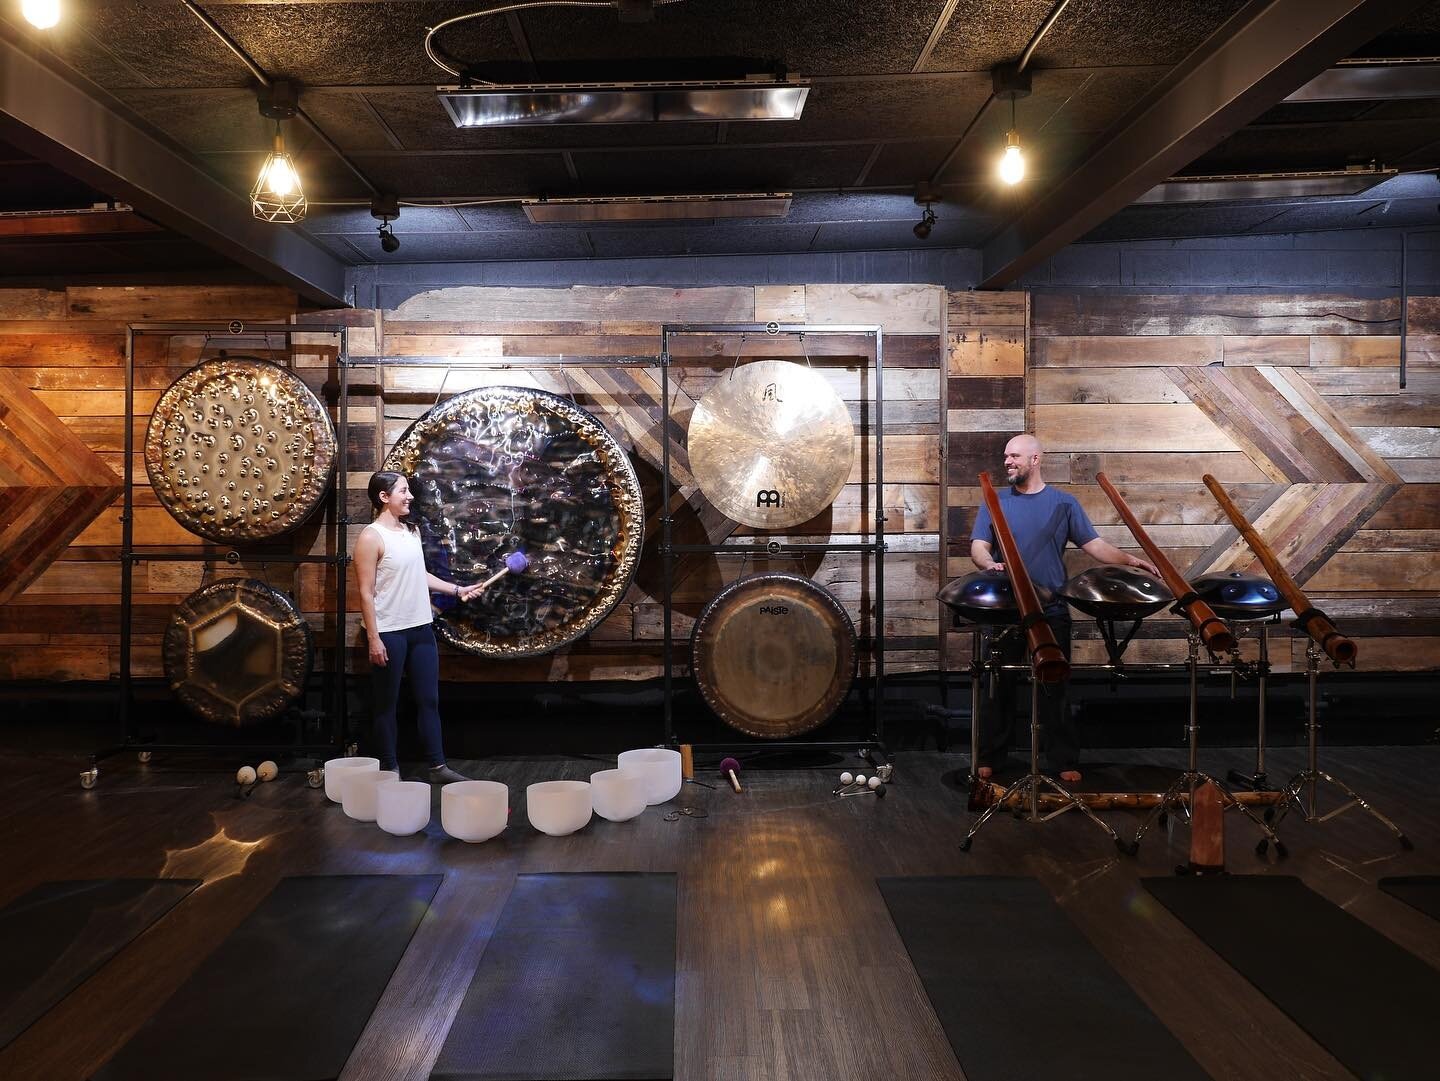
[160,815,268,885]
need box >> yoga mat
[1379,875,1440,923]
[1146,875,1440,1081]
[878,876,1207,1081]
[95,874,442,1081]
[430,872,676,1081]
[0,878,199,1051]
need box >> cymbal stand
[961,660,1127,854]
[1262,640,1411,852]
[1127,628,1287,857]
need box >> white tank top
[365,523,434,633]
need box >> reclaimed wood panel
[1032,335,1219,367]
[1033,293,1399,337]
[387,285,757,323]
[1035,404,1241,452]
[1033,368,1187,405]
[947,328,1023,376]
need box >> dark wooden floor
[1,741,1437,1081]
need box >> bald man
[970,434,1157,783]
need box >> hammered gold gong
[383,386,643,658]
[162,579,313,727]
[687,359,854,529]
[145,356,337,544]
[691,572,857,738]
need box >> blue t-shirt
[970,485,1099,601]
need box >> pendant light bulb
[998,129,1025,186]
[264,155,296,197]
[251,123,307,224]
[22,0,61,28]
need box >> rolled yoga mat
[95,874,442,1081]
[430,872,677,1081]
[0,878,199,1051]
[878,876,1208,1081]
[1378,875,1440,923]
[1145,875,1440,1081]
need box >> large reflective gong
[162,579,313,726]
[691,572,857,738]
[688,360,854,529]
[145,356,337,543]
[384,386,643,658]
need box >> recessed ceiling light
[522,193,792,223]
[438,78,808,128]
[1134,167,1397,204]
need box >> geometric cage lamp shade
[251,120,307,223]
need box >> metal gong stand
[83,321,353,788]
[658,323,888,755]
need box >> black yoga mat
[430,872,676,1081]
[1146,875,1440,1081]
[877,877,1207,1081]
[1379,875,1440,923]
[0,878,199,1051]
[95,874,442,1081]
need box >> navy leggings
[370,623,444,770]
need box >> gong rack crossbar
[99,321,355,770]
[658,323,887,752]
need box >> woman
[355,471,482,783]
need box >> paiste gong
[162,579,313,727]
[691,572,857,739]
[145,356,337,543]
[383,386,644,658]
[687,360,854,529]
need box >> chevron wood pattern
[0,368,122,605]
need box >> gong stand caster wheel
[306,768,325,790]
[958,837,973,852]
[1399,835,1414,852]
[80,767,99,789]
[138,751,152,764]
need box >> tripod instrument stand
[1127,629,1286,857]
[1261,640,1411,853]
[960,633,1126,854]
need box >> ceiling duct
[522,193,792,223]
[1286,58,1440,102]
[1133,167,1397,204]
[438,78,808,127]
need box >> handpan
[1189,572,1285,621]
[937,570,1055,625]
[687,360,854,529]
[145,356,337,543]
[691,572,856,738]
[383,386,643,658]
[162,578,313,726]
[1060,566,1174,621]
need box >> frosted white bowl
[342,769,399,822]
[323,756,379,802]
[376,779,431,836]
[526,780,592,836]
[617,748,682,805]
[590,768,647,822]
[441,780,509,843]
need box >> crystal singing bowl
[441,780,510,842]
[323,756,379,802]
[526,780,593,836]
[616,748,682,805]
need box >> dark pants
[370,623,444,770]
[979,611,1078,774]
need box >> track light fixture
[251,82,306,223]
[21,0,60,28]
[371,193,400,253]
[992,63,1031,188]
[913,182,941,240]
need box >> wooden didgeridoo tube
[978,471,1069,683]
[1094,472,1236,654]
[1202,473,1357,666]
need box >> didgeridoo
[978,471,1069,683]
[1095,472,1236,655]
[1202,474,1356,666]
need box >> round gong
[383,386,643,658]
[687,360,854,529]
[691,572,857,739]
[162,578,313,727]
[145,356,337,544]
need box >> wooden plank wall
[0,285,367,682]
[944,291,1439,672]
[357,283,947,681]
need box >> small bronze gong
[162,578,313,726]
[145,356,337,544]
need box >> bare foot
[1059,770,1082,785]
[977,766,994,781]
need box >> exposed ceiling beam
[0,209,164,238]
[0,31,348,305]
[1286,59,1440,101]
[979,0,1431,288]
